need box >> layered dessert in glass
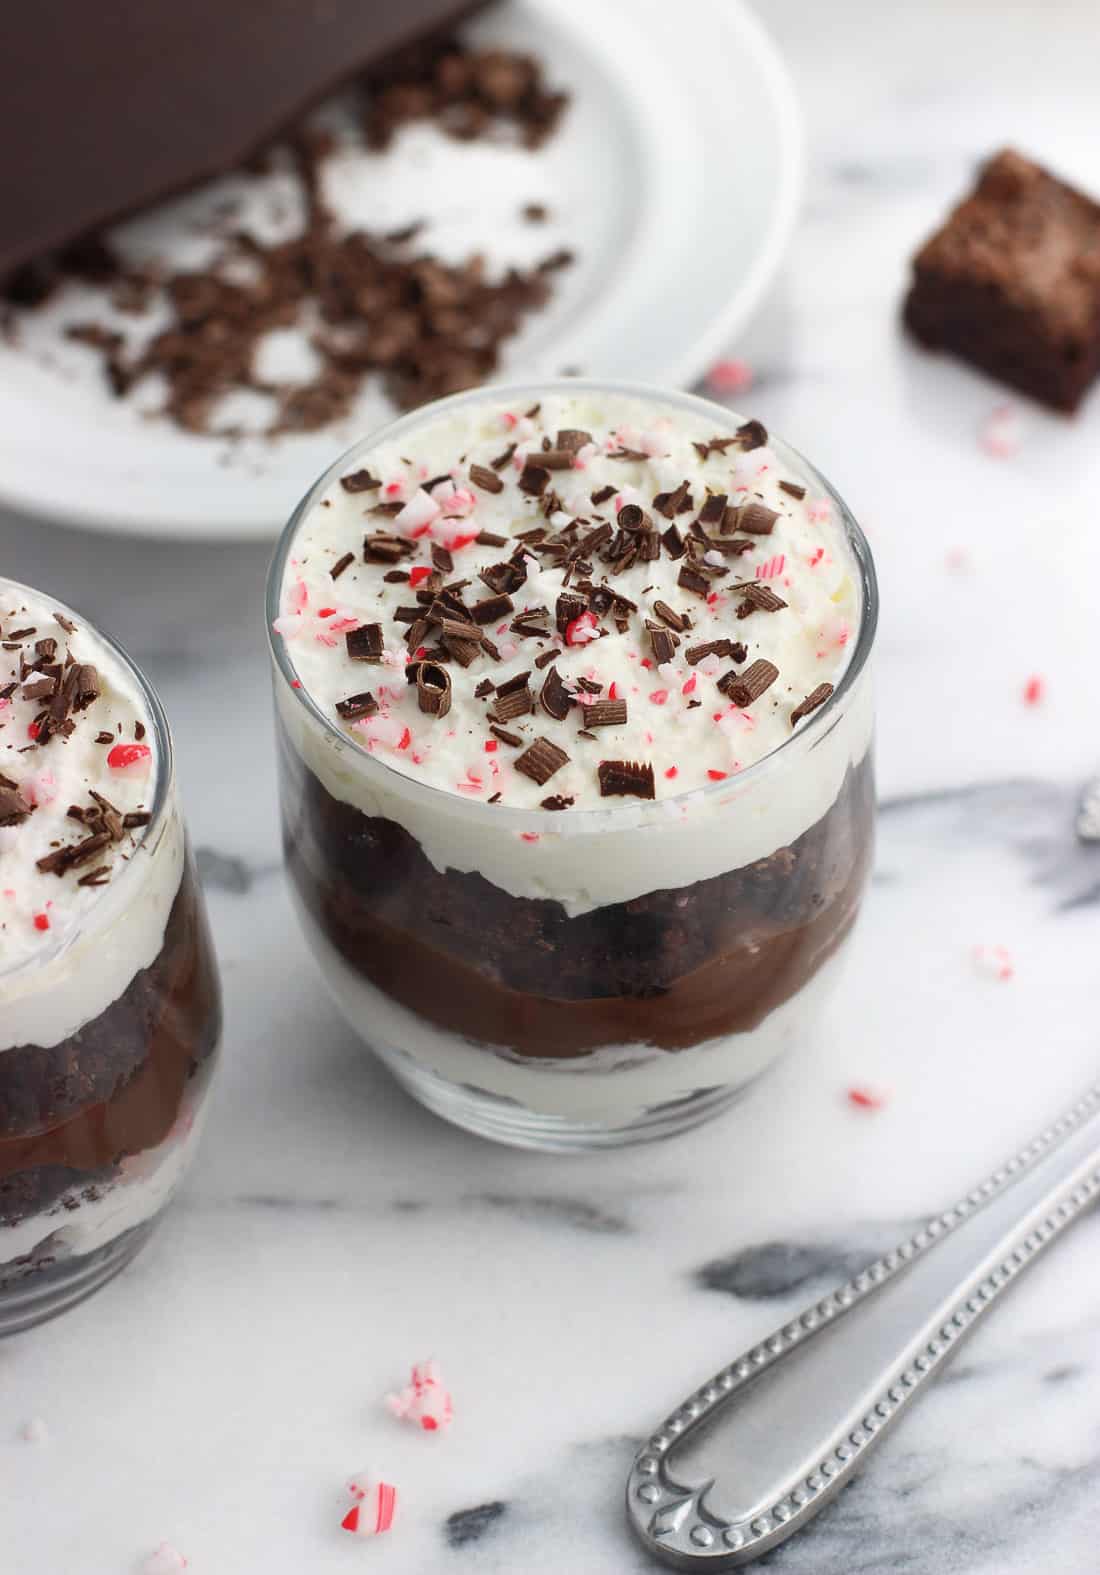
[269,383,877,1148]
[0,581,221,1332]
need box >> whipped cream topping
[278,391,860,810]
[0,582,158,976]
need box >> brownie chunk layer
[904,149,1100,411]
[0,856,221,1227]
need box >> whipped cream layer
[276,388,873,913]
[0,581,183,1049]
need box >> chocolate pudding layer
[0,854,220,1239]
[281,720,873,1060]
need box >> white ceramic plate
[0,0,801,539]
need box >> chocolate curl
[415,661,452,718]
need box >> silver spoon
[626,1078,1100,1568]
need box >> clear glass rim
[266,378,879,830]
[0,576,175,975]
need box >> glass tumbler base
[0,1218,159,1338]
[373,1040,769,1152]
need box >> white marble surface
[5,1,1100,1569]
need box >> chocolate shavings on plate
[583,699,628,727]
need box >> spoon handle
[627,1081,1100,1568]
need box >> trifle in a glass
[0,580,221,1332]
[269,382,876,1149]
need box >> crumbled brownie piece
[904,149,1100,412]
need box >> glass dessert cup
[0,586,221,1333]
[268,381,878,1151]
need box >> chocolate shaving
[472,593,514,625]
[21,675,57,701]
[67,664,100,712]
[489,685,533,723]
[597,760,655,800]
[490,443,517,471]
[539,448,576,470]
[731,502,779,535]
[335,690,379,721]
[519,463,550,496]
[533,648,558,670]
[661,523,686,560]
[779,480,807,499]
[677,566,711,598]
[330,551,354,580]
[345,623,384,661]
[0,785,32,825]
[590,484,616,506]
[791,682,834,726]
[540,794,573,810]
[725,659,780,707]
[583,699,628,727]
[711,536,756,556]
[77,866,112,887]
[514,736,569,784]
[469,463,504,494]
[736,419,768,450]
[89,790,125,842]
[431,544,454,574]
[555,592,587,634]
[480,560,527,596]
[539,665,573,721]
[556,429,592,452]
[652,601,687,632]
[415,661,453,718]
[122,811,151,830]
[364,533,413,563]
[54,614,77,634]
[652,481,691,519]
[474,678,495,699]
[648,626,678,664]
[490,724,524,747]
[95,730,114,745]
[340,469,381,493]
[495,670,532,697]
[697,493,727,526]
[442,632,482,667]
[476,529,509,548]
[36,829,112,877]
[607,447,648,461]
[735,583,788,617]
[686,639,739,665]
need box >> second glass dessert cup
[268,381,878,1151]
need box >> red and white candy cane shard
[142,1543,189,1574]
[341,1477,398,1537]
[386,1359,454,1433]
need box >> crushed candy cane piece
[142,1543,189,1574]
[980,403,1022,458]
[705,358,753,396]
[1022,674,1044,706]
[386,1358,453,1433]
[847,1086,884,1111]
[106,742,152,776]
[342,1475,398,1537]
[19,1418,49,1444]
[972,944,1015,982]
[565,610,599,646]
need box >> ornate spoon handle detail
[627,1081,1100,1569]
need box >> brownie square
[904,149,1100,412]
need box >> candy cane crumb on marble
[142,1543,189,1574]
[385,1358,454,1433]
[342,1473,399,1538]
